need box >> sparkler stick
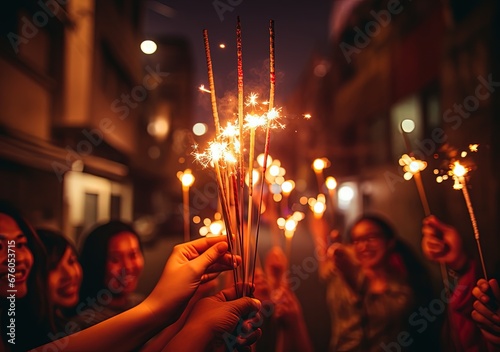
[251,20,275,287]
[399,123,450,296]
[236,17,245,267]
[203,29,221,136]
[452,162,488,279]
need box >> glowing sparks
[303,113,312,119]
[469,144,479,152]
[199,84,211,93]
[399,154,427,180]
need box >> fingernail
[252,298,261,306]
[481,295,489,303]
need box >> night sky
[142,0,332,123]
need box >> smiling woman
[74,220,145,330]
[0,201,53,351]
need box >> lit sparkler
[195,19,283,297]
[449,160,488,279]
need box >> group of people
[310,213,500,351]
[0,201,261,351]
[0,197,499,351]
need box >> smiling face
[104,232,144,295]
[351,219,390,270]
[48,246,82,308]
[0,213,33,298]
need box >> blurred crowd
[0,199,498,351]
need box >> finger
[204,254,241,274]
[473,300,500,325]
[489,279,500,300]
[191,241,229,274]
[480,329,500,346]
[471,310,500,334]
[218,283,255,302]
[237,328,262,347]
[187,235,228,253]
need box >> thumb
[192,241,229,274]
[229,297,262,317]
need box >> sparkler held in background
[449,159,488,280]
[177,169,195,242]
[399,120,450,296]
[196,19,283,298]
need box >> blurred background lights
[140,40,157,54]
[401,119,415,133]
[193,122,208,136]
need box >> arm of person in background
[421,215,490,351]
[31,236,239,352]
[162,285,262,352]
[307,215,335,281]
[273,288,314,352]
[421,215,469,272]
[472,278,500,351]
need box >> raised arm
[32,236,238,351]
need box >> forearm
[162,323,213,352]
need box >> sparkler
[450,160,488,279]
[177,169,195,242]
[399,121,449,296]
[196,19,283,297]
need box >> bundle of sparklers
[193,18,282,297]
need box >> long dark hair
[0,201,53,350]
[36,228,78,271]
[347,214,432,298]
[78,220,142,300]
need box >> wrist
[448,253,470,276]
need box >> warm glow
[281,180,295,195]
[469,144,479,152]
[257,153,273,168]
[219,43,226,48]
[269,164,280,177]
[452,161,467,177]
[401,119,415,133]
[209,221,224,236]
[303,113,311,119]
[193,123,208,136]
[338,186,354,202]
[313,201,326,215]
[285,218,297,232]
[140,40,157,54]
[325,176,337,190]
[178,169,195,187]
[198,85,211,93]
[312,158,327,172]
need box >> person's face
[0,213,33,298]
[104,232,144,295]
[351,220,389,269]
[48,246,82,308]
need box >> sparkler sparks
[194,18,285,298]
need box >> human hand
[165,284,262,352]
[472,278,500,346]
[421,215,467,270]
[330,243,360,289]
[148,236,241,321]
